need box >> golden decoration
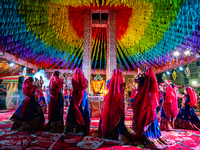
[172,70,177,80]
[91,80,105,95]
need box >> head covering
[163,84,178,119]
[21,77,36,117]
[100,69,125,137]
[72,68,88,125]
[23,77,35,97]
[132,67,159,137]
[48,72,63,120]
[186,87,197,106]
[49,72,63,95]
[72,68,87,92]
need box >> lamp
[9,62,15,67]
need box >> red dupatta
[72,68,87,125]
[21,77,36,117]
[132,67,159,137]
[163,84,178,120]
[186,87,197,107]
[100,69,125,137]
[48,73,63,120]
[130,89,137,99]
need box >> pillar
[106,10,117,80]
[82,10,92,93]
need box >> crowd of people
[6,67,200,149]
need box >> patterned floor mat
[0,107,200,149]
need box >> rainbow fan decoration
[0,0,200,71]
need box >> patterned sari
[37,89,47,113]
[99,69,133,143]
[175,87,200,130]
[10,77,45,131]
[160,85,178,130]
[46,73,64,133]
[133,67,170,149]
[65,68,90,135]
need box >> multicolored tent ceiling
[0,0,200,71]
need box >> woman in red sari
[133,67,170,149]
[65,68,90,135]
[175,87,200,130]
[46,71,64,133]
[10,77,45,131]
[161,83,178,130]
[99,69,133,143]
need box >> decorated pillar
[106,10,117,80]
[82,10,92,93]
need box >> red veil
[72,68,87,125]
[186,87,197,107]
[132,67,159,137]
[130,89,137,99]
[48,72,63,120]
[21,77,36,117]
[100,69,125,137]
[163,84,178,120]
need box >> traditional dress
[64,88,72,107]
[0,84,7,110]
[46,73,64,133]
[157,90,165,112]
[133,67,169,149]
[160,84,178,130]
[10,77,45,131]
[37,89,47,113]
[99,69,133,143]
[127,89,137,109]
[65,68,90,135]
[175,87,200,130]
[44,87,50,105]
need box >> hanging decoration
[91,27,107,70]
[185,66,190,78]
[0,0,200,70]
[162,73,167,81]
[172,70,177,80]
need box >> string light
[192,81,197,85]
[179,66,183,71]
[173,51,180,57]
[9,62,15,67]
[184,50,190,55]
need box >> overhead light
[22,66,26,70]
[173,51,180,57]
[179,66,183,71]
[166,71,170,75]
[192,81,197,85]
[9,62,15,67]
[184,50,190,55]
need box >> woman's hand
[176,92,184,98]
[0,88,7,93]
[165,79,169,85]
